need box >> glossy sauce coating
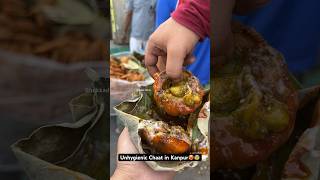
[138,120,191,154]
[153,71,205,116]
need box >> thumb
[117,128,138,154]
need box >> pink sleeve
[171,0,210,39]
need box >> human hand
[145,1,236,78]
[145,0,270,77]
[145,18,199,80]
[212,0,235,63]
[111,128,176,180]
[212,0,270,67]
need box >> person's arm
[123,11,132,36]
[122,0,133,42]
[171,0,210,39]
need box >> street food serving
[138,120,191,154]
[211,22,299,170]
[153,71,205,116]
[110,56,145,81]
[136,71,207,155]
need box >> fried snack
[138,120,191,154]
[211,22,298,169]
[153,71,205,116]
[110,56,145,81]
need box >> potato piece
[169,85,187,97]
[153,71,205,116]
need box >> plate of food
[110,52,154,115]
[114,70,210,171]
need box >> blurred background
[0,0,108,179]
[235,0,320,87]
